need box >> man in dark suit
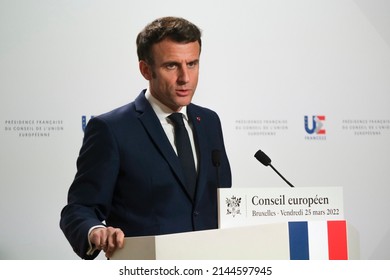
[60,16,231,260]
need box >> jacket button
[193,211,200,216]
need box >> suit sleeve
[60,117,120,259]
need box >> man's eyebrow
[188,59,200,64]
[161,59,199,66]
[162,60,179,65]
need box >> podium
[111,221,359,260]
[111,187,359,260]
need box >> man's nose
[177,66,190,84]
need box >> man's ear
[139,60,152,80]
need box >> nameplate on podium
[110,186,357,260]
[218,186,344,228]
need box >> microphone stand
[269,164,295,188]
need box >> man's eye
[165,64,177,70]
[188,62,198,68]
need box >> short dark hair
[136,17,202,64]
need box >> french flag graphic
[288,220,348,260]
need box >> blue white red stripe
[288,220,348,260]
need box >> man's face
[140,39,200,112]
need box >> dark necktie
[168,113,197,199]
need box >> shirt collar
[145,88,189,122]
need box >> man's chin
[176,96,193,106]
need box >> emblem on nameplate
[225,196,242,217]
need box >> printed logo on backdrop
[82,115,94,132]
[341,119,390,136]
[3,119,65,138]
[235,119,289,137]
[304,115,326,140]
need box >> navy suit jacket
[60,90,232,259]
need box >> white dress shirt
[145,89,198,171]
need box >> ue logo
[304,115,326,135]
[81,115,94,132]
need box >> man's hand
[89,226,125,258]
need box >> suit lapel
[187,105,210,204]
[134,92,193,201]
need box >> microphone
[254,149,295,188]
[212,149,221,188]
